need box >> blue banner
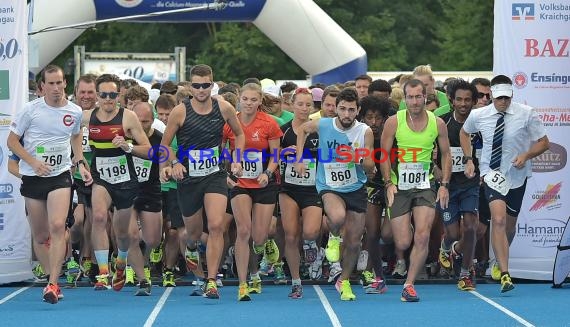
[95,0,267,22]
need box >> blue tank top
[316,118,368,193]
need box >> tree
[436,0,494,70]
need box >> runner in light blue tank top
[316,117,368,193]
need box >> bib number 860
[330,170,351,182]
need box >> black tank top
[176,98,225,181]
[280,120,319,191]
[89,108,137,188]
[135,129,162,193]
[437,112,479,188]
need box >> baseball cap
[490,84,513,98]
[263,85,282,98]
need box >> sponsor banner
[0,0,32,284]
[83,59,176,84]
[95,0,266,22]
[495,0,570,280]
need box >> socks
[116,249,128,269]
[94,250,109,275]
[292,278,302,286]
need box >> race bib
[285,160,316,186]
[36,142,68,172]
[241,151,263,179]
[96,155,131,184]
[484,170,511,196]
[82,127,91,153]
[133,156,152,183]
[324,162,357,188]
[398,162,430,190]
[450,147,465,173]
[187,147,220,177]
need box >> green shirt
[390,109,438,186]
[161,137,178,191]
[399,90,451,117]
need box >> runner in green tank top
[380,79,451,302]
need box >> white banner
[494,0,570,280]
[0,0,32,284]
[83,60,176,84]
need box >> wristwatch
[440,182,450,188]
[125,143,134,153]
[264,169,274,181]
[462,156,473,164]
[171,159,180,167]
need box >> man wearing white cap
[459,74,549,293]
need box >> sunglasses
[477,92,490,99]
[495,96,511,100]
[191,83,213,89]
[98,92,119,99]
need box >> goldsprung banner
[0,0,31,284]
[493,0,570,280]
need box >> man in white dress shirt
[460,74,549,293]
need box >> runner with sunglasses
[160,64,244,300]
[83,74,151,292]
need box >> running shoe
[273,262,287,285]
[216,273,224,287]
[500,273,515,293]
[325,234,341,263]
[439,246,452,270]
[491,262,501,281]
[112,268,126,291]
[162,270,176,287]
[458,275,476,291]
[185,247,199,271]
[249,277,262,294]
[360,270,375,287]
[288,284,303,299]
[65,258,80,286]
[327,262,342,283]
[238,282,251,301]
[303,242,318,263]
[135,279,151,296]
[149,243,163,264]
[94,274,110,290]
[264,239,280,264]
[125,266,135,286]
[401,284,419,302]
[357,250,368,271]
[204,279,220,299]
[392,260,407,279]
[309,247,325,280]
[364,277,388,294]
[336,279,356,301]
[32,264,47,282]
[42,283,60,304]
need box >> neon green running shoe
[325,234,342,263]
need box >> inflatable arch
[30,0,367,84]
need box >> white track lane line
[0,286,31,305]
[471,290,535,327]
[143,287,173,327]
[314,285,342,327]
